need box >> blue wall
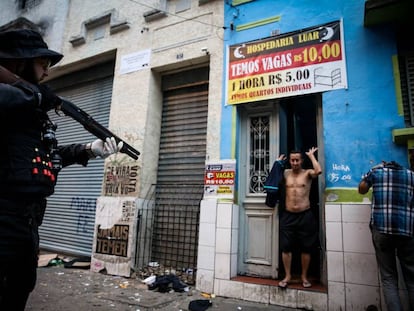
[222,0,407,189]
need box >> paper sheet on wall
[119,49,151,75]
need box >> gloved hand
[90,137,123,159]
[37,84,62,111]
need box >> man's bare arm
[358,179,370,194]
[305,147,322,178]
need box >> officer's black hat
[0,29,63,66]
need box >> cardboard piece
[38,253,58,267]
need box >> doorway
[278,94,321,281]
[238,94,322,282]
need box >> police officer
[0,29,122,310]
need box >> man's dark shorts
[280,208,318,253]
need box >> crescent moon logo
[233,44,246,59]
[320,27,334,42]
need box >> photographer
[358,161,414,311]
[0,29,122,310]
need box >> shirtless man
[278,147,322,289]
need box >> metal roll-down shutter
[150,67,209,273]
[39,64,114,256]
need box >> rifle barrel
[60,99,140,160]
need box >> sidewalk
[26,265,301,311]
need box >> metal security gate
[39,62,114,256]
[136,67,208,282]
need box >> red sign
[227,20,347,105]
[204,160,236,201]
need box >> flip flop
[302,280,312,288]
[278,280,289,289]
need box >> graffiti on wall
[103,164,140,196]
[327,163,352,184]
[70,197,96,233]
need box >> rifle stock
[0,65,140,160]
[0,65,22,84]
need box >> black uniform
[0,81,90,309]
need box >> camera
[43,120,57,145]
[42,120,62,172]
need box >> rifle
[0,65,140,160]
[59,99,140,160]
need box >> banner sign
[226,20,347,105]
[96,224,129,257]
[204,160,236,201]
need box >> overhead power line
[127,0,228,30]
